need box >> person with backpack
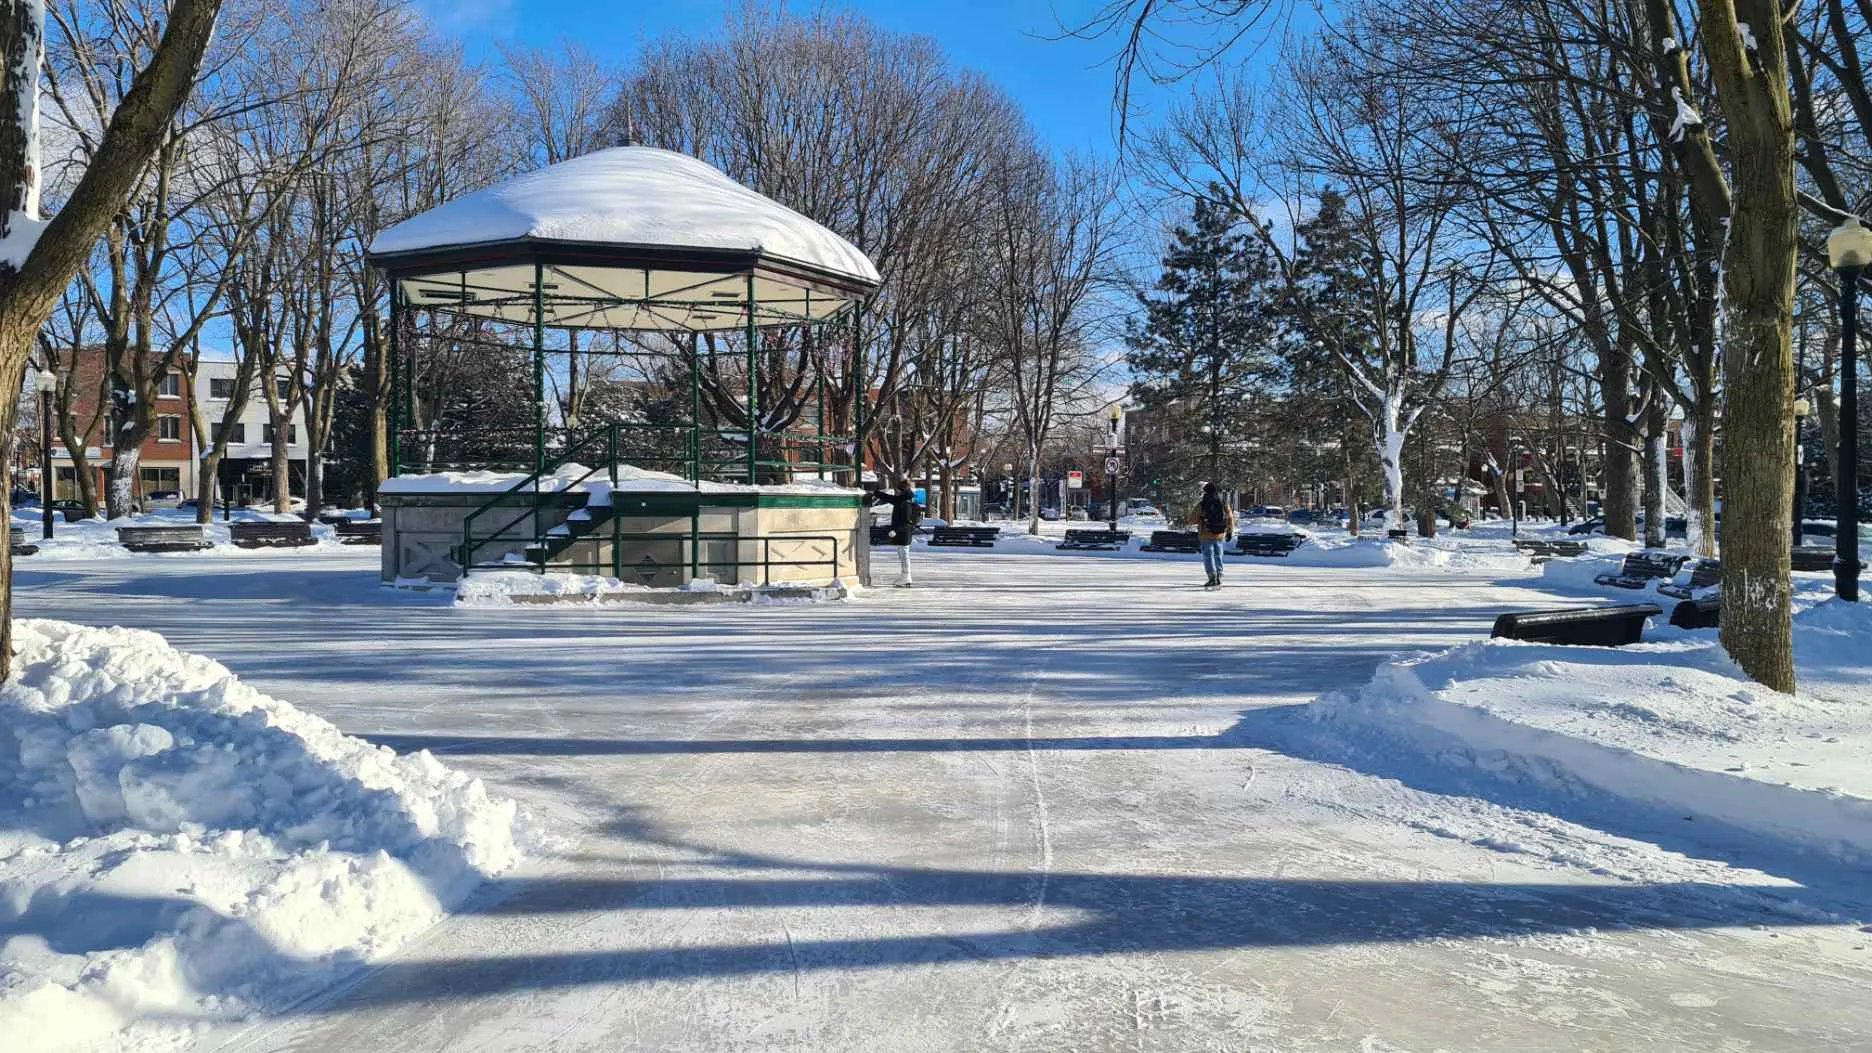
[868,478,921,586]
[1189,481,1236,589]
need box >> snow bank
[1299,599,1872,866]
[1277,534,1530,571]
[14,510,348,562]
[0,620,523,1051]
[455,570,846,606]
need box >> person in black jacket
[868,478,920,586]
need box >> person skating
[868,478,921,586]
[1189,481,1235,589]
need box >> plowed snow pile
[1301,596,1872,864]
[0,620,523,1052]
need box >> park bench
[1234,532,1305,557]
[1512,539,1588,563]
[869,524,897,547]
[1139,529,1200,553]
[1657,558,1722,600]
[1057,528,1129,551]
[1791,546,1866,573]
[229,521,316,549]
[1491,603,1662,647]
[1668,596,1721,630]
[9,527,37,557]
[929,526,999,548]
[117,525,211,553]
[1593,551,1687,589]
[1386,529,1410,542]
[333,519,382,545]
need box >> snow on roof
[369,146,880,288]
[378,463,863,498]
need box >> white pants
[896,544,913,583]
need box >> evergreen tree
[1125,197,1280,504]
[1279,190,1384,524]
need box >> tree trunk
[1601,344,1640,540]
[0,0,223,679]
[1642,397,1668,549]
[1682,406,1718,557]
[270,412,291,513]
[1707,0,1797,692]
[195,446,221,524]
[304,451,323,522]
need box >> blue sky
[420,0,1190,157]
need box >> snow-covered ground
[12,509,351,561]
[0,620,522,1053]
[9,541,1872,1050]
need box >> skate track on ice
[16,549,1872,1051]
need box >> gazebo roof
[366,146,879,331]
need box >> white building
[194,359,311,506]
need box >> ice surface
[11,540,1872,1051]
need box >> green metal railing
[455,422,698,573]
[546,532,844,588]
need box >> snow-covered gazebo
[365,146,881,590]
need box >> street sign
[1104,457,1120,474]
[1066,470,1084,489]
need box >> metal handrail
[457,425,618,573]
[546,531,845,588]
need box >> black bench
[1234,532,1305,557]
[229,521,316,549]
[1658,558,1722,600]
[1386,529,1410,542]
[1669,596,1721,630]
[1057,528,1129,551]
[1512,539,1588,562]
[869,524,898,547]
[333,519,382,546]
[9,527,37,557]
[117,525,212,553]
[1140,530,1200,553]
[929,526,999,548]
[1594,551,1687,589]
[1491,603,1663,647]
[1791,546,1866,573]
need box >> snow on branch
[1668,89,1703,143]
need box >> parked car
[1066,507,1089,521]
[1038,506,1062,521]
[177,498,229,515]
[142,490,184,510]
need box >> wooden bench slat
[1139,530,1200,553]
[117,525,213,553]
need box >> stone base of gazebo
[378,473,866,588]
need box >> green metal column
[744,272,759,483]
[689,332,702,483]
[532,261,547,475]
[852,301,867,485]
[387,281,401,477]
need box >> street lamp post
[1793,396,1811,548]
[34,370,57,540]
[1827,217,1872,601]
[1003,461,1015,523]
[1106,404,1122,533]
